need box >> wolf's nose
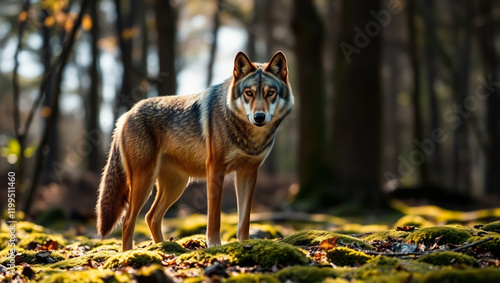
[254,113,266,124]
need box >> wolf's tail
[96,121,129,236]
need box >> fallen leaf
[318,237,338,250]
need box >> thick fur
[96,51,293,251]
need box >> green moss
[0,232,11,250]
[362,229,411,242]
[406,226,471,245]
[48,251,117,269]
[481,220,500,232]
[176,234,207,249]
[144,241,187,254]
[225,274,280,283]
[0,248,66,265]
[15,221,47,233]
[468,235,500,257]
[37,269,130,283]
[135,264,173,282]
[281,230,373,250]
[221,224,283,242]
[326,247,373,267]
[104,250,162,269]
[274,266,339,283]
[393,215,434,228]
[420,267,500,283]
[17,232,67,249]
[343,256,435,281]
[178,239,309,268]
[417,251,478,267]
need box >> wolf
[96,51,293,251]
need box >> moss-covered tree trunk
[331,0,386,210]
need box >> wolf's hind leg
[122,168,157,251]
[146,167,189,243]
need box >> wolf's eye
[245,90,253,97]
[266,90,275,97]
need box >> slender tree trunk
[12,0,31,195]
[422,0,442,185]
[407,1,428,184]
[451,0,472,193]
[207,0,222,88]
[24,0,92,213]
[87,0,102,173]
[155,0,177,96]
[332,0,386,210]
[477,0,500,196]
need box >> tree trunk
[477,0,500,196]
[422,0,442,185]
[87,0,102,173]
[292,0,329,210]
[207,0,222,88]
[24,0,92,213]
[155,0,177,96]
[331,0,386,210]
[407,1,428,184]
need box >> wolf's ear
[233,52,257,82]
[265,51,288,84]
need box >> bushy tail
[96,131,129,236]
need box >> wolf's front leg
[206,160,226,247]
[235,165,258,241]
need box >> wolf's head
[229,51,293,127]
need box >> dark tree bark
[12,0,31,195]
[207,0,222,88]
[477,0,500,196]
[24,0,92,213]
[422,0,442,184]
[155,0,177,96]
[292,0,329,210]
[407,1,428,183]
[331,0,386,210]
[87,0,102,173]
[451,0,472,193]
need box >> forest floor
[2,202,500,282]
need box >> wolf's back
[96,118,129,236]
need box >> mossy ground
[177,239,309,268]
[2,217,500,282]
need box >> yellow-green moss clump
[225,274,280,283]
[38,269,130,283]
[176,234,207,249]
[342,256,435,282]
[0,249,66,265]
[326,247,373,267]
[417,251,478,267]
[362,229,412,242]
[177,239,309,268]
[274,266,339,283]
[480,220,500,232]
[406,226,471,245]
[144,241,187,254]
[468,235,500,256]
[48,251,117,269]
[420,267,500,283]
[104,250,162,269]
[221,223,283,242]
[17,232,67,249]
[393,215,434,228]
[281,230,373,250]
[135,264,173,282]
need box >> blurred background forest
[1,0,499,222]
